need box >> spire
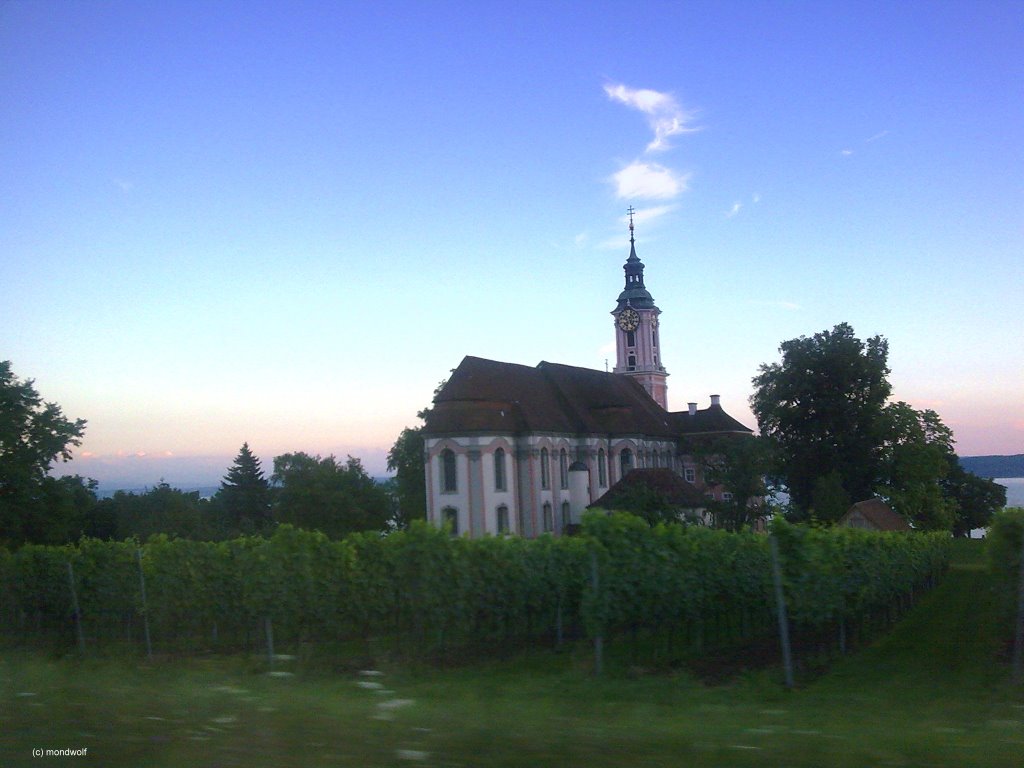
[614,206,654,310]
[627,205,640,263]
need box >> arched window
[540,448,550,489]
[542,502,553,533]
[598,448,607,487]
[620,448,634,478]
[559,448,568,489]
[441,449,457,493]
[442,506,458,536]
[496,505,509,534]
[626,330,636,347]
[561,501,571,529]
[494,448,506,492]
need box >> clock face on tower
[617,308,640,331]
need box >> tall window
[443,507,458,535]
[559,449,568,489]
[496,505,509,534]
[542,502,553,533]
[494,448,506,492]
[652,449,659,468]
[441,449,457,492]
[540,448,550,489]
[620,448,633,478]
[626,330,636,347]
[598,448,607,487]
[684,467,696,483]
[561,501,571,529]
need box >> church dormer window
[619,448,633,475]
[494,448,506,491]
[441,449,457,493]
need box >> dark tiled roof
[589,468,707,510]
[670,406,752,435]
[840,498,912,531]
[424,356,751,440]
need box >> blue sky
[2,0,1021,487]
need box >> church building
[422,213,752,538]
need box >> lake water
[996,477,1024,508]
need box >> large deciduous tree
[386,427,426,529]
[877,402,957,530]
[697,435,771,531]
[386,375,449,529]
[272,452,390,538]
[1,361,88,545]
[751,324,892,519]
[943,457,1007,537]
[216,442,272,534]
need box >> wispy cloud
[611,161,690,200]
[752,192,761,204]
[726,202,742,218]
[603,83,700,153]
[840,130,889,157]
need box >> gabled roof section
[671,404,753,436]
[423,356,753,441]
[424,356,677,438]
[840,498,912,532]
[589,468,707,510]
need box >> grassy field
[3,539,1023,767]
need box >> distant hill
[958,454,1024,479]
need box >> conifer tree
[218,442,272,534]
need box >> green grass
[3,540,1023,767]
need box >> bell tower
[611,208,669,409]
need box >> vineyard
[0,514,950,673]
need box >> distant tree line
[0,360,399,547]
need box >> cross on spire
[627,206,636,239]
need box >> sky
[2,0,1022,489]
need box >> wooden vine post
[136,548,153,660]
[590,549,604,676]
[769,535,795,689]
[1012,528,1024,685]
[66,562,86,655]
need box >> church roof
[589,468,707,510]
[670,405,753,436]
[423,356,751,440]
